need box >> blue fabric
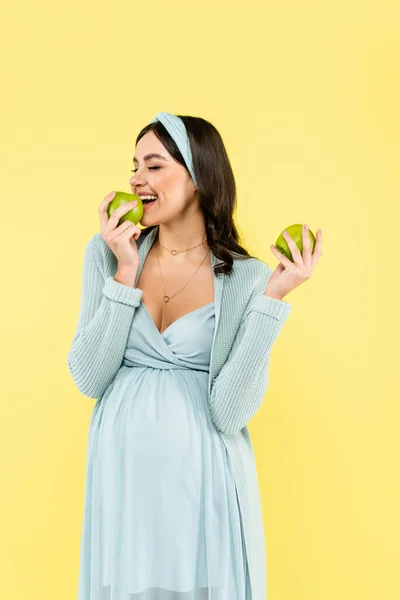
[69,224,293,600]
[150,112,198,189]
[78,294,251,599]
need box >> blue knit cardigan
[68,225,292,600]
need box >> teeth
[139,195,157,200]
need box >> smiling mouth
[142,198,157,209]
[142,198,157,204]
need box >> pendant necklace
[155,233,209,333]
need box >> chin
[140,213,158,226]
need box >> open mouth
[142,197,157,209]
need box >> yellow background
[0,0,399,598]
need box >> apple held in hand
[107,191,144,225]
[275,223,316,261]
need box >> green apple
[107,191,144,225]
[275,223,316,262]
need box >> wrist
[114,265,138,288]
[263,286,284,301]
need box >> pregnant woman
[67,112,322,600]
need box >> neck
[156,216,209,261]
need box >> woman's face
[129,130,198,226]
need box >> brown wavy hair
[135,114,257,275]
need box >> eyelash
[130,167,161,173]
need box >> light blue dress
[78,298,251,599]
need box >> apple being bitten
[107,191,144,226]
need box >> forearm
[67,235,143,398]
[67,277,143,398]
[209,294,292,434]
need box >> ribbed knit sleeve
[67,235,143,399]
[209,292,292,435]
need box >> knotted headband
[150,112,198,189]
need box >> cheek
[158,174,183,198]
[159,171,176,186]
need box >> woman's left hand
[264,225,323,301]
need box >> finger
[114,219,137,240]
[99,191,116,231]
[283,231,303,265]
[104,200,137,234]
[122,222,141,242]
[270,244,294,269]
[107,220,137,246]
[302,224,312,268]
[311,230,323,268]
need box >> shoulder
[84,232,118,277]
[216,253,274,323]
[85,231,106,259]
[231,252,272,283]
[227,253,274,312]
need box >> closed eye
[130,167,161,173]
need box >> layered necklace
[155,227,210,333]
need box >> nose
[129,170,146,192]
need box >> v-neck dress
[77,297,251,600]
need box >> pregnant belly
[98,368,213,491]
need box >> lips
[143,198,157,210]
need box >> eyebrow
[133,153,168,164]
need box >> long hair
[135,115,257,275]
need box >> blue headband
[150,112,198,189]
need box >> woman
[68,112,322,600]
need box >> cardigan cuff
[102,276,143,307]
[252,293,292,321]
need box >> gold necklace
[156,239,210,333]
[157,238,205,255]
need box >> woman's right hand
[99,191,142,268]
